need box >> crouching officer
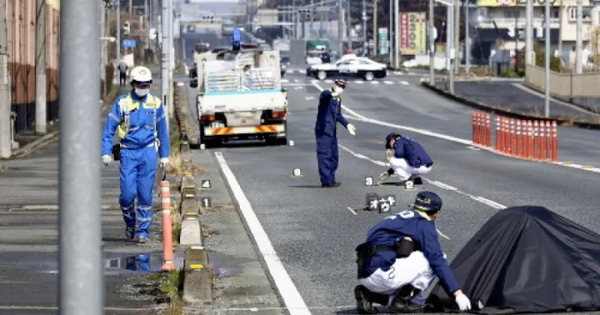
[314,78,356,187]
[378,133,433,185]
[354,191,471,313]
[101,66,170,243]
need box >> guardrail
[472,111,557,161]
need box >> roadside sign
[122,39,136,48]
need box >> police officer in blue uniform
[231,27,241,51]
[314,78,356,187]
[378,133,433,185]
[354,191,472,313]
[101,66,170,243]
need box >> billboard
[477,0,559,6]
[399,12,426,55]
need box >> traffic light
[123,21,130,35]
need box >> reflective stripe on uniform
[116,93,160,140]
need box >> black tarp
[425,206,600,314]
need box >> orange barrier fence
[471,111,557,162]
[160,180,176,271]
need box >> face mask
[334,86,344,94]
[135,88,149,97]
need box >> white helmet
[129,66,153,84]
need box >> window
[551,8,559,19]
[568,7,591,21]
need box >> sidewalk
[0,69,182,314]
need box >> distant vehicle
[259,43,271,51]
[187,25,196,33]
[241,43,258,49]
[306,50,323,65]
[211,47,230,53]
[222,21,235,35]
[306,57,387,81]
[194,42,211,53]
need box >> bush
[533,42,562,72]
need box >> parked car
[306,57,387,81]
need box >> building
[473,0,599,65]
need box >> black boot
[389,285,426,313]
[355,285,389,314]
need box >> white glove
[159,157,169,168]
[455,293,472,311]
[102,155,112,166]
[347,124,356,136]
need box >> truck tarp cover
[425,206,600,313]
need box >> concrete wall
[6,0,60,132]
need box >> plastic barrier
[471,111,557,162]
[160,179,176,271]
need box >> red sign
[399,13,409,49]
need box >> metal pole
[429,0,435,82]
[448,3,455,93]
[116,1,121,70]
[394,0,399,68]
[168,0,174,123]
[311,0,314,38]
[557,0,563,62]
[338,0,344,55]
[525,0,533,64]
[575,0,583,74]
[35,0,47,135]
[130,0,133,15]
[544,0,550,117]
[362,0,367,56]
[0,0,10,158]
[465,0,470,73]
[348,0,352,51]
[59,0,103,312]
[454,0,460,74]
[320,11,324,38]
[389,0,393,65]
[161,0,170,126]
[373,0,378,54]
[145,0,150,49]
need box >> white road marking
[294,86,304,90]
[305,96,315,101]
[354,80,364,84]
[337,145,507,210]
[325,79,334,83]
[371,81,379,84]
[294,79,300,83]
[393,71,403,75]
[281,79,289,83]
[310,80,600,175]
[214,152,311,315]
[384,81,394,85]
[400,81,409,85]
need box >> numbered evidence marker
[384,194,397,207]
[366,193,379,211]
[200,179,211,190]
[378,196,391,213]
[200,197,211,209]
[292,168,303,178]
[288,140,295,146]
[403,179,416,191]
[365,176,374,186]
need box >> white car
[306,51,323,65]
[306,57,388,81]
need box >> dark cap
[334,78,347,88]
[412,191,443,212]
[385,132,401,149]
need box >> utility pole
[35,0,47,135]
[338,0,344,55]
[0,0,10,158]
[348,0,352,51]
[465,0,470,73]
[116,0,121,72]
[311,0,314,38]
[575,0,583,74]
[544,0,550,117]
[59,0,104,313]
[373,0,378,54]
[448,3,455,93]
[525,0,532,64]
[389,0,393,65]
[454,0,460,74]
[557,0,563,64]
[130,0,133,15]
[168,0,174,123]
[145,0,150,50]
[394,0,399,68]
[362,0,367,56]
[161,0,170,126]
[429,0,435,83]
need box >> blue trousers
[125,254,151,271]
[316,134,339,185]
[119,146,157,238]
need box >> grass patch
[171,197,182,245]
[201,228,218,239]
[154,268,186,315]
[165,151,206,176]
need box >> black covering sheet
[425,206,600,313]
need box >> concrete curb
[419,78,600,130]
[182,246,212,304]
[7,130,59,159]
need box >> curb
[420,78,600,130]
[7,130,59,159]
[182,246,212,304]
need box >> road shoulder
[182,148,284,315]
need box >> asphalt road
[184,69,600,314]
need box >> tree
[533,41,561,72]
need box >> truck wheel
[317,71,327,80]
[266,137,287,146]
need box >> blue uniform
[125,254,151,271]
[361,210,460,295]
[314,88,349,185]
[392,136,433,168]
[232,28,241,50]
[101,91,169,238]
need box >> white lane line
[400,81,409,85]
[214,152,311,315]
[294,79,300,83]
[337,145,507,210]
[310,80,600,175]
[282,79,290,83]
[371,81,379,84]
[354,80,364,84]
[325,79,334,83]
[384,81,394,85]
[305,96,315,101]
